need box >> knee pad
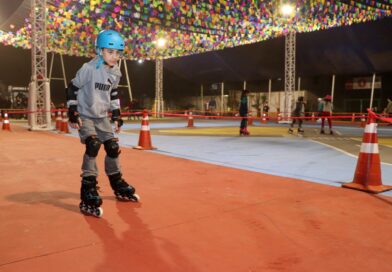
[104,138,120,158]
[85,136,101,157]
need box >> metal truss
[154,58,164,117]
[28,0,52,130]
[283,31,296,121]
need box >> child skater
[66,30,139,217]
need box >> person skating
[239,89,250,135]
[320,95,334,135]
[66,30,139,217]
[288,96,306,135]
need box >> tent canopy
[0,0,391,61]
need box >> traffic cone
[187,111,194,128]
[311,112,316,122]
[261,113,268,124]
[60,111,70,134]
[133,110,156,150]
[248,115,253,126]
[2,112,11,131]
[360,114,366,128]
[276,112,282,123]
[342,112,392,193]
[351,113,356,123]
[55,110,62,131]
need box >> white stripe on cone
[4,120,9,124]
[360,143,379,154]
[364,123,377,133]
[141,125,150,131]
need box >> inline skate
[109,173,140,201]
[239,128,250,136]
[80,176,103,217]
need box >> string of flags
[0,0,391,60]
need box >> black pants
[290,117,303,129]
[240,114,247,129]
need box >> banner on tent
[345,76,382,90]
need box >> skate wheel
[94,207,103,218]
[131,194,140,202]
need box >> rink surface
[0,123,391,272]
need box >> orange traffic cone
[351,113,356,123]
[187,111,194,128]
[55,110,62,131]
[2,112,11,131]
[261,113,268,124]
[276,112,282,123]
[248,115,253,126]
[60,111,70,134]
[342,112,392,193]
[360,114,366,128]
[133,110,156,150]
[311,112,316,122]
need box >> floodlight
[280,4,294,17]
[157,38,166,48]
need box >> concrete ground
[0,119,391,271]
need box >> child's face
[101,48,123,67]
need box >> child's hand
[69,117,82,129]
[114,119,123,133]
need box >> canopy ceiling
[0,0,391,60]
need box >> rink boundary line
[0,243,97,268]
[310,139,392,166]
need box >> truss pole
[28,0,52,130]
[154,58,163,117]
[282,31,296,123]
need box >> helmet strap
[96,55,104,69]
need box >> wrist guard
[117,118,124,128]
[111,109,121,122]
[68,105,79,123]
[111,109,123,127]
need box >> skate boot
[330,130,334,135]
[80,176,103,217]
[288,128,294,134]
[320,129,325,134]
[239,128,246,136]
[298,128,304,134]
[109,173,140,201]
[243,128,250,135]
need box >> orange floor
[0,125,391,272]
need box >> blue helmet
[95,30,124,54]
